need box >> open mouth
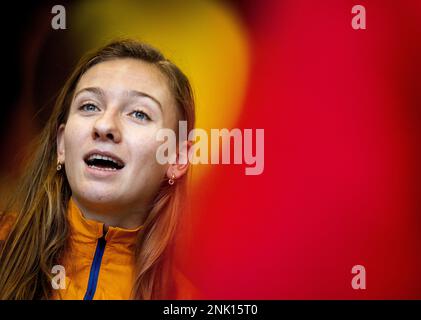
[84,153,125,171]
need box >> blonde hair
[0,39,195,299]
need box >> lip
[83,149,126,178]
[83,149,126,167]
[84,163,123,178]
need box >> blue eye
[131,110,151,121]
[80,103,99,112]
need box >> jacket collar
[68,197,143,247]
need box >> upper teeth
[87,154,122,166]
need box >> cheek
[128,133,166,172]
[63,120,89,159]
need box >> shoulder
[0,213,17,241]
[173,267,202,299]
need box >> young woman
[0,39,198,299]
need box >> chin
[75,188,121,205]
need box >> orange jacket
[0,198,200,300]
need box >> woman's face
[57,58,178,215]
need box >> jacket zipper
[83,233,107,300]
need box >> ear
[166,140,192,180]
[57,124,66,163]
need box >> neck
[71,197,147,229]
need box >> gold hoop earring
[57,161,63,171]
[168,173,176,185]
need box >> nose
[92,111,122,143]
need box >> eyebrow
[73,87,163,112]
